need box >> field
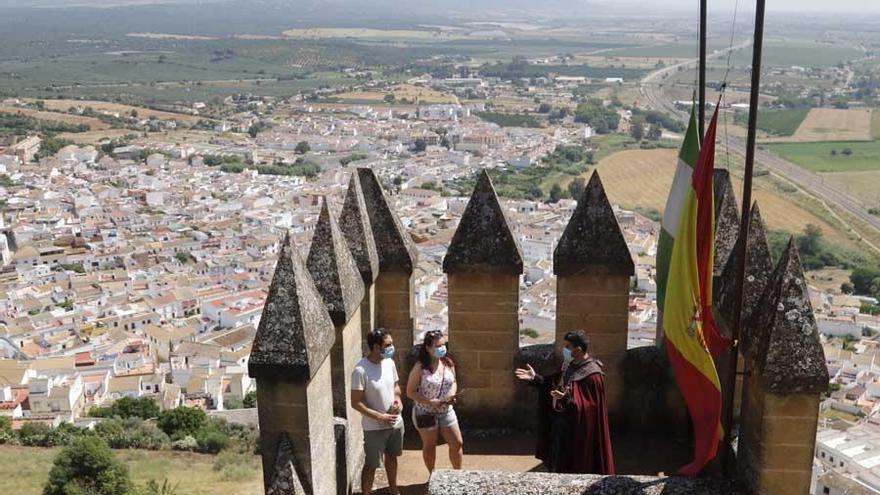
[822,170,880,208]
[765,141,880,172]
[789,108,873,142]
[727,40,863,68]
[744,108,810,137]
[594,149,848,244]
[0,446,262,495]
[872,109,880,140]
[22,98,202,124]
[334,84,457,104]
[281,27,467,40]
[0,105,108,130]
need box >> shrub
[44,436,133,495]
[171,435,198,451]
[18,422,52,447]
[158,407,207,437]
[48,423,83,446]
[196,429,229,454]
[213,450,257,481]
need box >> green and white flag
[656,104,700,317]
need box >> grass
[765,141,880,172]
[475,112,542,128]
[736,108,809,137]
[727,41,863,68]
[0,446,262,495]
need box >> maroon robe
[531,358,615,475]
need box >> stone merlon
[713,169,740,277]
[715,203,773,346]
[553,171,634,277]
[443,170,523,274]
[307,198,365,327]
[752,237,829,395]
[266,433,308,495]
[339,173,380,284]
[427,470,740,495]
[356,168,418,274]
[249,233,335,382]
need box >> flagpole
[699,0,707,139]
[722,0,766,476]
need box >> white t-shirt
[351,357,402,431]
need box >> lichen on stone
[267,433,308,495]
[713,169,741,277]
[339,173,380,284]
[249,233,336,382]
[553,170,634,277]
[356,168,417,274]
[443,170,523,274]
[307,198,365,327]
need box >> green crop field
[727,41,862,68]
[0,446,262,495]
[736,108,810,137]
[872,109,880,140]
[765,141,880,172]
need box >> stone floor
[362,430,695,495]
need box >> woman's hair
[366,328,388,353]
[418,330,454,371]
[564,330,590,353]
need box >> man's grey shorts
[363,423,404,469]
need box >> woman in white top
[406,330,463,475]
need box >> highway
[639,42,880,238]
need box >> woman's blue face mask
[433,345,447,359]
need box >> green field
[728,41,863,68]
[0,446,262,495]
[872,109,880,140]
[765,141,880,172]
[738,108,810,137]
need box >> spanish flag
[663,105,723,476]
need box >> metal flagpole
[722,0,766,476]
[699,0,707,139]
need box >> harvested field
[335,84,457,104]
[0,105,108,130]
[789,108,872,142]
[594,149,849,244]
[23,98,202,124]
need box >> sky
[11,0,880,14]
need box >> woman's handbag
[415,363,447,428]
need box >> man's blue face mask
[382,345,395,359]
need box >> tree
[383,93,395,103]
[548,183,564,203]
[44,436,133,495]
[242,390,257,408]
[851,266,880,295]
[568,177,586,200]
[646,124,663,140]
[294,141,310,154]
[413,138,427,153]
[111,397,160,419]
[537,102,552,114]
[841,282,855,294]
[630,121,644,140]
[157,407,207,437]
[797,224,824,256]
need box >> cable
[722,0,741,86]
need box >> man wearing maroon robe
[515,330,615,475]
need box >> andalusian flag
[663,106,723,476]
[656,105,700,337]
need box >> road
[639,43,880,239]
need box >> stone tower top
[307,198,366,327]
[716,203,773,347]
[752,237,829,394]
[266,433,307,495]
[553,170,634,276]
[339,173,380,284]
[356,168,418,274]
[713,169,740,276]
[443,169,523,274]
[249,233,335,382]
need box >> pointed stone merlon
[266,433,308,495]
[712,203,773,421]
[553,170,633,422]
[340,173,381,337]
[713,169,741,278]
[444,170,524,427]
[248,235,337,495]
[306,198,366,490]
[357,168,418,368]
[736,238,829,495]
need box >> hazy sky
[632,0,880,14]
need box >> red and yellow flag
[662,105,724,476]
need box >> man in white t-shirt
[351,328,404,495]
